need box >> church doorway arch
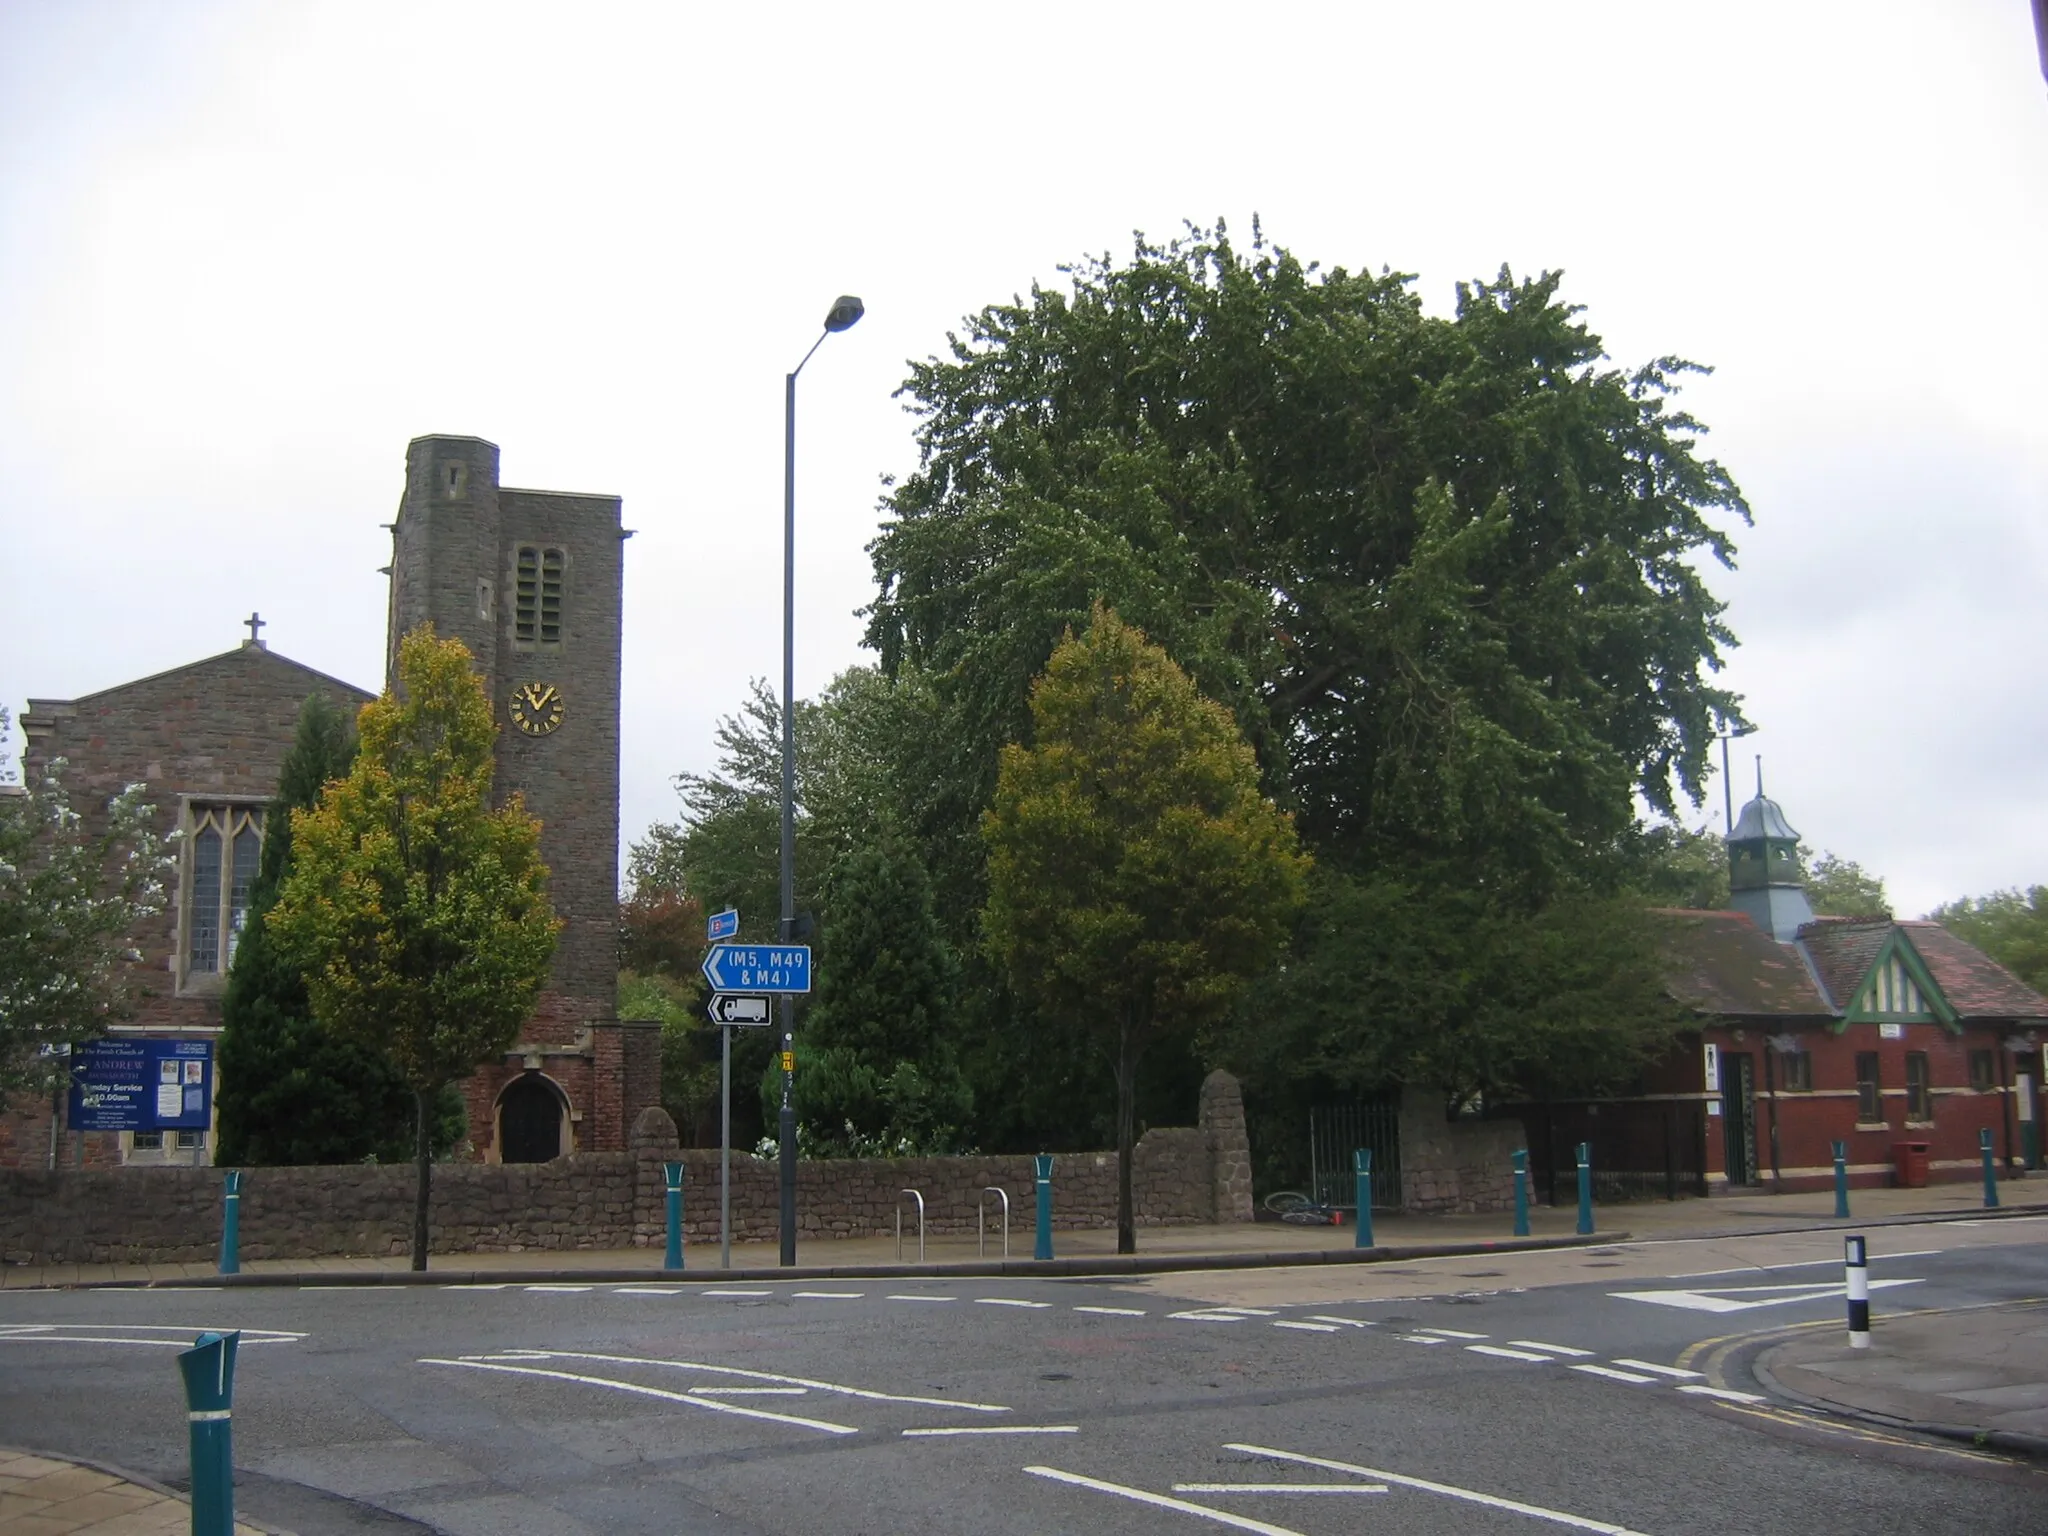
[497,1074,567,1163]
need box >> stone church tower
[386,436,655,1159]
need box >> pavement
[5,1176,2037,1289]
[1757,1298,2048,1457]
[0,1447,270,1535]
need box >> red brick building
[1,436,659,1169]
[1643,789,2046,1193]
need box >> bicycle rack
[978,1185,1011,1257]
[896,1188,926,1263]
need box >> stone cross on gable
[243,612,267,649]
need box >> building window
[185,804,263,979]
[1780,1052,1813,1092]
[1969,1050,1996,1093]
[1856,1052,1882,1123]
[132,1130,163,1150]
[1905,1052,1932,1121]
[513,546,565,646]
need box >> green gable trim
[1836,929,1959,1033]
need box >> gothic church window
[513,546,565,646]
[184,804,263,980]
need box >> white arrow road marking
[1610,1278,1922,1314]
[1571,1364,1657,1384]
[1025,1467,1307,1536]
[1225,1445,1653,1535]
[420,1358,857,1434]
[1174,1484,1387,1496]
[465,1350,1010,1412]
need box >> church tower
[1727,775,1815,943]
[387,436,650,1157]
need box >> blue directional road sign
[701,943,811,994]
[707,908,739,942]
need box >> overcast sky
[3,1,2043,919]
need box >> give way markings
[1024,1442,1651,1535]
[0,1323,305,1348]
[417,1348,1042,1438]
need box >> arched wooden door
[499,1075,564,1163]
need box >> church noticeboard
[68,1039,213,1132]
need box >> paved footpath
[0,1448,269,1535]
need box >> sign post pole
[177,1330,239,1536]
[720,1024,733,1271]
[1034,1154,1054,1261]
[664,1161,684,1271]
[1353,1148,1374,1249]
[218,1170,241,1276]
[1511,1149,1530,1238]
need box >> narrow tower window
[513,546,566,646]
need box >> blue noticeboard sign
[707,908,739,942]
[701,943,811,993]
[68,1039,213,1132]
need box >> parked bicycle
[1262,1190,1344,1225]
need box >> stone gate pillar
[1198,1070,1255,1222]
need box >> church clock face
[509,682,565,737]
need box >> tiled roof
[1899,921,2048,1021]
[1654,909,1833,1019]
[1794,917,1892,1013]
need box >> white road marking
[1669,1248,1943,1279]
[1571,1364,1658,1384]
[1414,1327,1487,1339]
[1678,1384,1768,1404]
[439,1284,513,1291]
[1308,1315,1372,1328]
[701,1289,772,1297]
[1072,1305,1147,1316]
[1226,1444,1652,1535]
[0,1324,303,1348]
[975,1297,1051,1309]
[1210,1307,1280,1317]
[524,1284,592,1293]
[614,1287,685,1296]
[901,1424,1077,1436]
[490,1350,1010,1412]
[887,1294,957,1303]
[1467,1344,1555,1362]
[1025,1466,1307,1536]
[1272,1321,1341,1333]
[1512,1341,1594,1357]
[1172,1310,1249,1322]
[1396,1334,1448,1344]
[419,1358,859,1434]
[691,1386,808,1396]
[793,1291,863,1299]
[1610,1359,1701,1380]
[1610,1278,1921,1314]
[1174,1484,1387,1496]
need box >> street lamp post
[779,294,864,1267]
[1718,725,1755,833]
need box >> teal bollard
[1832,1141,1850,1218]
[1512,1149,1530,1238]
[177,1330,239,1536]
[1575,1142,1594,1235]
[1353,1148,1374,1249]
[1981,1128,2000,1209]
[664,1161,684,1270]
[218,1171,241,1276]
[1034,1154,1054,1261]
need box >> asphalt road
[3,1217,2046,1535]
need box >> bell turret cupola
[1727,768,1814,942]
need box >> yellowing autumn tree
[267,628,559,1270]
[983,607,1309,1253]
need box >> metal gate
[1309,1100,1402,1212]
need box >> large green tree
[1931,887,2048,995]
[267,629,560,1269]
[0,709,173,1097]
[215,694,464,1165]
[983,608,1310,1251]
[869,224,1749,904]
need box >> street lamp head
[823,295,865,332]
[1719,723,1756,741]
